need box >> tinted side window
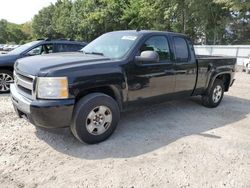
[173,37,189,61]
[42,44,53,54]
[54,44,83,53]
[54,44,69,53]
[140,36,170,61]
[68,44,83,51]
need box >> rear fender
[207,71,232,93]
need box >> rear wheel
[71,93,120,144]
[202,79,225,108]
[246,64,250,74]
[0,70,14,94]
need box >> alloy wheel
[0,73,14,92]
[212,85,222,103]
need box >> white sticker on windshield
[121,36,137,41]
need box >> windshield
[82,32,139,59]
[8,41,40,55]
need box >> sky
[0,0,57,24]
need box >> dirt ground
[0,72,250,188]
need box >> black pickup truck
[10,30,236,144]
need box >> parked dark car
[11,30,236,144]
[2,44,11,51]
[0,39,87,93]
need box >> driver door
[127,35,175,102]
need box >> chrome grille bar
[15,73,33,90]
[14,71,35,99]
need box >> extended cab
[10,30,236,144]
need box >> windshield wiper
[83,51,104,56]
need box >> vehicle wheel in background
[71,93,120,144]
[246,68,250,74]
[202,79,225,108]
[245,64,250,74]
[0,70,14,94]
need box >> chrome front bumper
[10,84,31,114]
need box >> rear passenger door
[173,36,197,96]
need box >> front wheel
[0,70,14,94]
[71,93,120,144]
[202,79,225,108]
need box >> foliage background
[0,0,249,45]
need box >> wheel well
[216,74,231,92]
[75,86,122,109]
[0,66,14,73]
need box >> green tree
[215,0,250,44]
[52,0,74,38]
[29,0,249,44]
[32,4,57,38]
[0,19,29,44]
[0,20,9,43]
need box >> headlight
[37,77,69,99]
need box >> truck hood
[15,52,112,76]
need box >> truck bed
[194,55,236,93]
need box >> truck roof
[37,39,87,45]
[108,30,187,37]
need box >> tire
[202,79,225,108]
[0,70,14,94]
[71,93,120,144]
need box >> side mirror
[135,51,159,64]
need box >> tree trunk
[182,8,186,33]
[213,30,217,45]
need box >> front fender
[68,66,128,109]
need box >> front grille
[14,71,35,99]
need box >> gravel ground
[0,72,250,188]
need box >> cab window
[140,36,170,62]
[173,37,189,61]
